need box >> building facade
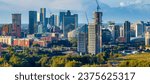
[0,36,14,45]
[13,38,33,47]
[124,21,131,43]
[40,8,46,32]
[1,24,12,36]
[77,24,88,54]
[62,10,78,39]
[88,11,103,55]
[145,31,150,46]
[135,21,145,37]
[29,11,37,34]
[12,14,21,38]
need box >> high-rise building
[124,21,131,43]
[135,21,145,37]
[49,14,55,26]
[29,11,37,34]
[62,10,78,39]
[102,28,111,44]
[145,31,150,46]
[114,25,120,43]
[59,12,66,29]
[88,12,103,55]
[0,43,1,57]
[1,24,12,36]
[77,24,88,54]
[12,14,21,38]
[40,8,46,32]
[120,26,124,37]
[37,24,43,34]
[40,8,46,24]
[108,23,115,43]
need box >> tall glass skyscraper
[40,8,46,32]
[29,11,37,34]
[124,21,131,43]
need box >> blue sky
[0,0,150,24]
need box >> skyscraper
[0,43,2,57]
[77,24,88,54]
[135,21,145,37]
[12,14,21,38]
[62,10,78,39]
[40,8,46,32]
[114,25,120,43]
[145,31,150,46]
[124,21,131,43]
[59,12,65,28]
[29,11,37,34]
[40,8,46,24]
[88,12,103,55]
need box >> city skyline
[1,0,150,23]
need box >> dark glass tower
[29,11,37,34]
[124,21,131,43]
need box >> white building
[0,36,14,45]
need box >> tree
[32,44,40,47]
[69,38,77,47]
[65,60,81,67]
[7,46,14,56]
[96,53,105,64]
[38,57,49,67]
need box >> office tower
[124,21,131,43]
[49,14,55,26]
[12,14,21,38]
[59,12,66,28]
[0,43,1,57]
[40,8,46,24]
[77,24,88,54]
[120,26,124,37]
[62,10,78,39]
[37,24,43,34]
[88,12,103,55]
[145,31,150,46]
[40,8,46,32]
[135,21,145,37]
[102,28,111,44]
[37,13,40,22]
[145,22,150,31]
[1,24,12,36]
[29,11,37,34]
[114,25,120,43]
[108,23,115,43]
[45,17,49,31]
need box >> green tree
[65,60,81,67]
[69,38,77,47]
[38,57,49,67]
[96,53,105,64]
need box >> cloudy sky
[0,0,150,23]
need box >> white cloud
[119,0,143,7]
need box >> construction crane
[95,0,101,12]
[85,11,89,24]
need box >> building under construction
[88,0,103,55]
